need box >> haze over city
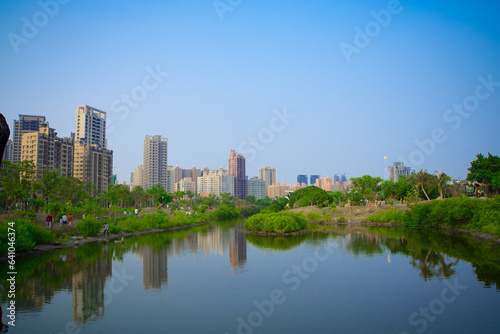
[1,0,499,183]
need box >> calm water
[1,219,499,334]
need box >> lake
[1,219,499,334]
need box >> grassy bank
[366,196,500,236]
[0,205,241,255]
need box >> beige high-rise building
[258,166,276,187]
[13,114,46,163]
[197,169,234,197]
[131,165,144,190]
[143,135,168,190]
[20,123,74,177]
[266,182,292,198]
[73,141,113,195]
[74,105,107,148]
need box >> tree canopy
[288,186,330,208]
[467,153,500,197]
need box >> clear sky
[1,0,499,184]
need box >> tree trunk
[421,185,430,201]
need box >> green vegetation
[365,209,407,224]
[0,219,56,253]
[288,186,330,208]
[305,212,331,222]
[76,217,103,238]
[467,153,500,197]
[365,196,500,236]
[245,212,307,233]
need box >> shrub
[306,212,322,221]
[336,216,347,223]
[0,219,57,254]
[245,212,307,233]
[77,217,103,238]
[365,209,407,223]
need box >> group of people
[45,214,72,228]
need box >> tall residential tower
[229,150,247,200]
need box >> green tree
[411,169,433,201]
[34,169,62,204]
[467,153,500,197]
[435,171,451,200]
[350,175,383,202]
[288,186,331,208]
[0,160,36,215]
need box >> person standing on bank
[103,222,109,237]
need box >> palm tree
[435,171,451,199]
[413,169,432,201]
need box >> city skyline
[1,1,499,183]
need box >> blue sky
[1,0,499,184]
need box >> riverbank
[0,217,228,261]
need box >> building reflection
[133,222,248,290]
[71,250,112,324]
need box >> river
[1,219,499,333]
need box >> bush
[365,209,407,223]
[210,205,241,218]
[245,212,307,233]
[77,217,103,238]
[306,212,322,221]
[288,186,331,208]
[0,219,57,254]
[336,216,347,223]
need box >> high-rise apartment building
[166,166,175,193]
[131,165,143,190]
[310,175,320,185]
[388,162,415,182]
[12,115,46,163]
[340,174,347,183]
[197,170,235,197]
[175,177,196,193]
[297,174,308,186]
[247,177,266,200]
[266,182,292,198]
[74,105,107,148]
[3,140,13,162]
[258,166,276,187]
[20,123,74,177]
[229,150,247,200]
[73,141,113,195]
[143,135,168,190]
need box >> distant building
[310,175,320,185]
[143,135,168,190]
[73,141,113,195]
[166,166,175,193]
[131,165,143,190]
[292,182,307,191]
[266,182,292,198]
[175,177,196,193]
[340,174,347,183]
[3,140,13,162]
[229,150,247,200]
[74,105,107,148]
[247,177,266,200]
[297,174,308,186]
[20,123,74,178]
[388,162,415,182]
[197,169,235,197]
[258,166,276,187]
[12,114,46,163]
[334,174,340,183]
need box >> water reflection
[0,220,499,327]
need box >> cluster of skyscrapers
[5,106,113,194]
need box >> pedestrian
[68,214,72,226]
[62,214,68,226]
[103,222,109,237]
[46,214,53,228]
[135,208,138,217]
